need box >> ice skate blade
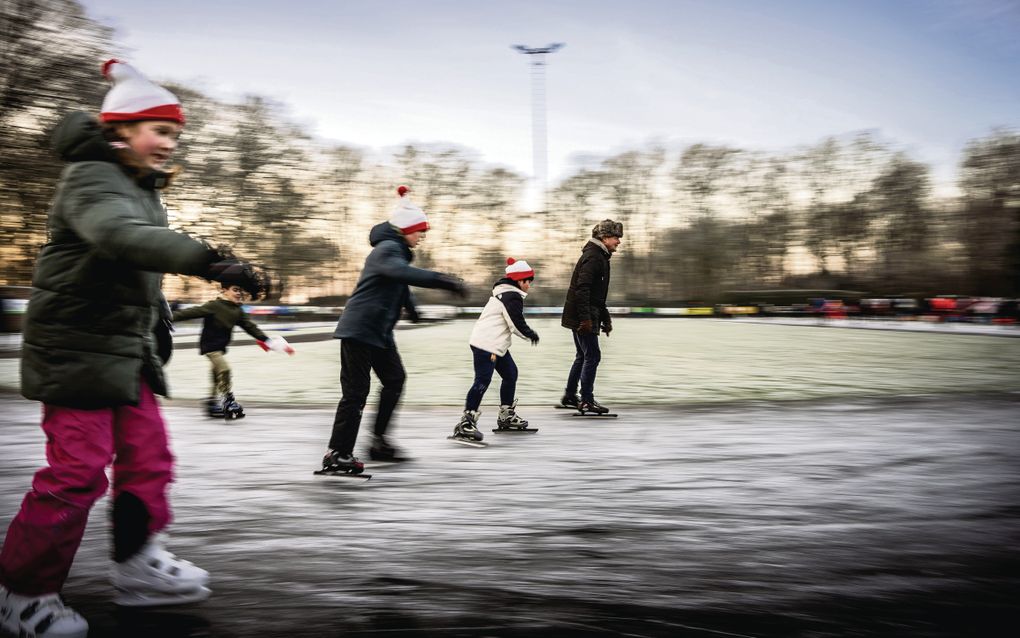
[554,404,579,409]
[368,458,413,467]
[447,436,488,448]
[492,427,539,433]
[314,470,372,480]
[113,585,211,607]
[569,412,618,418]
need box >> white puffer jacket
[469,281,539,356]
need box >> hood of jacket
[492,279,527,298]
[53,111,118,163]
[492,277,523,292]
[369,221,413,262]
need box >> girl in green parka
[0,60,269,638]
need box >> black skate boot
[320,450,365,475]
[453,410,484,441]
[369,436,411,462]
[222,393,244,420]
[205,397,224,418]
[559,393,581,409]
[496,400,529,430]
[577,398,610,415]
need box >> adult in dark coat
[322,188,466,474]
[560,219,623,413]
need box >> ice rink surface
[2,392,1018,637]
[2,319,1019,636]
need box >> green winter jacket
[172,298,268,355]
[20,112,214,408]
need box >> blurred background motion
[2,4,1020,636]
[1,0,1018,315]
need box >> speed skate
[313,470,372,480]
[447,435,488,448]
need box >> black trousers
[328,339,406,454]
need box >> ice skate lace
[500,406,525,423]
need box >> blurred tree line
[2,0,1019,305]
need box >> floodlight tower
[513,42,564,212]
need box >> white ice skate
[496,400,532,430]
[110,534,210,607]
[0,586,88,638]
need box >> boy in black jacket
[172,283,293,418]
[560,219,623,414]
[320,187,466,474]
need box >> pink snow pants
[0,380,174,595]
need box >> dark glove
[530,333,540,346]
[205,247,273,300]
[436,274,469,299]
[405,305,421,323]
[577,319,593,334]
[601,320,612,336]
[154,295,173,364]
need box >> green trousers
[206,351,231,396]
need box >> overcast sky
[81,0,1019,191]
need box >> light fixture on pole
[512,42,564,212]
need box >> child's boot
[369,436,411,462]
[0,586,88,638]
[453,410,484,441]
[111,534,210,607]
[321,450,366,474]
[221,393,244,420]
[497,400,529,430]
[205,396,224,418]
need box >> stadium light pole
[512,42,564,212]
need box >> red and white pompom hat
[389,185,429,234]
[100,59,185,124]
[505,257,535,281]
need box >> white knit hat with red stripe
[505,257,535,281]
[389,186,429,234]
[100,59,185,124]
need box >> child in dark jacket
[320,186,467,475]
[172,283,293,418]
[453,258,540,442]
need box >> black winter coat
[561,239,612,334]
[334,222,458,349]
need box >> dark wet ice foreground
[1,394,1018,637]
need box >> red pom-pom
[101,59,120,79]
[506,257,516,265]
[397,185,409,197]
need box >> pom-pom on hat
[100,59,184,124]
[505,257,535,281]
[389,185,429,234]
